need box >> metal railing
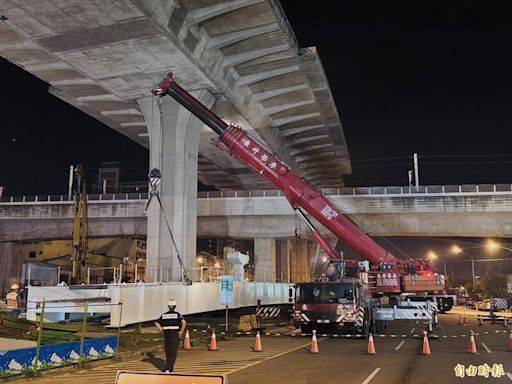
[2,184,512,204]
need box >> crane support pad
[115,371,228,384]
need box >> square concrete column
[288,238,310,283]
[138,91,214,282]
[254,238,276,282]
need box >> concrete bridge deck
[1,184,512,241]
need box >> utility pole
[67,165,74,200]
[71,165,89,285]
[413,153,419,188]
[407,170,413,187]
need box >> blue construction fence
[0,335,117,377]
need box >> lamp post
[427,251,447,277]
[486,239,512,254]
[450,245,475,285]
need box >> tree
[480,271,510,298]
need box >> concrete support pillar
[0,242,21,295]
[254,238,276,282]
[138,91,214,282]
[275,240,289,283]
[288,238,310,283]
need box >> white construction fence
[27,282,290,327]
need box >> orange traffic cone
[508,330,512,352]
[183,330,191,350]
[310,330,319,353]
[253,331,262,352]
[367,333,376,355]
[209,330,218,351]
[468,333,477,354]
[422,331,431,355]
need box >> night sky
[2,1,512,195]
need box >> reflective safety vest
[157,310,184,334]
[6,291,18,309]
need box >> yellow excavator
[71,164,88,285]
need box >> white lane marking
[395,340,406,350]
[361,368,381,384]
[481,343,492,353]
[410,328,415,334]
[505,372,512,381]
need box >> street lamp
[451,244,475,285]
[427,251,447,278]
[486,239,512,254]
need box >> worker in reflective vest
[6,283,21,318]
[155,298,187,373]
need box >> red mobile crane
[152,73,450,334]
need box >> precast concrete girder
[222,44,289,68]
[263,99,315,116]
[271,112,321,127]
[289,143,332,157]
[252,84,309,102]
[285,134,330,148]
[207,22,280,49]
[237,65,300,86]
[281,124,325,138]
[184,0,265,28]
[293,150,338,163]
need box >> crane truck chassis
[152,73,452,335]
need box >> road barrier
[422,331,431,355]
[367,333,376,355]
[310,330,319,353]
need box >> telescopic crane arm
[153,73,399,267]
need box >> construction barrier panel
[115,371,227,384]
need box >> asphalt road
[20,312,512,384]
[229,314,512,384]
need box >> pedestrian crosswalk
[28,337,311,384]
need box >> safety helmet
[10,283,19,290]
[168,299,177,308]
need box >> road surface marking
[226,339,325,375]
[505,372,512,381]
[481,343,492,353]
[410,328,415,334]
[361,368,381,384]
[395,340,406,350]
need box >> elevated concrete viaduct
[0,0,351,282]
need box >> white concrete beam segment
[207,22,280,49]
[271,112,321,127]
[222,44,289,68]
[184,0,265,26]
[263,99,315,115]
[237,65,300,86]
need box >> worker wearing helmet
[6,283,21,318]
[155,298,187,374]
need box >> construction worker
[155,299,187,373]
[6,283,21,318]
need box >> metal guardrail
[1,184,512,204]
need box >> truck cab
[293,280,367,334]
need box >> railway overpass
[2,181,512,283]
[2,184,512,242]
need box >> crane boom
[152,73,416,270]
